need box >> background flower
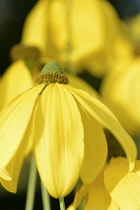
[68,157,140,210]
[100,57,140,136]
[0,60,34,110]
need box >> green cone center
[35,61,69,85]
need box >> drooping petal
[0,84,44,169]
[107,200,119,210]
[65,85,137,171]
[84,171,119,210]
[25,96,40,156]
[0,139,27,192]
[0,60,34,110]
[78,104,107,184]
[68,171,118,210]
[0,168,11,181]
[104,157,140,210]
[34,83,84,198]
[67,73,101,100]
[0,109,38,192]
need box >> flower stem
[59,197,66,210]
[78,201,85,210]
[40,181,51,210]
[25,157,37,210]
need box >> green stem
[59,197,66,210]
[40,181,51,210]
[74,179,83,210]
[25,157,37,210]
[77,201,85,210]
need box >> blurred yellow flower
[0,60,34,111]
[124,13,140,55]
[68,157,140,210]
[101,57,140,136]
[0,61,137,198]
[84,0,133,77]
[21,0,131,77]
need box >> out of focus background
[0,0,140,75]
[0,0,140,209]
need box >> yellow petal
[23,0,111,73]
[0,107,39,192]
[25,95,40,156]
[107,201,119,210]
[104,157,140,210]
[47,0,105,59]
[79,106,107,184]
[0,84,44,168]
[0,168,12,181]
[66,204,75,210]
[67,73,101,100]
[125,13,140,47]
[21,0,48,55]
[0,60,34,110]
[101,58,140,135]
[65,85,137,171]
[72,172,118,210]
[34,83,84,198]
[84,170,118,210]
[0,138,27,193]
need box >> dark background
[0,0,38,75]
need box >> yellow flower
[21,0,127,77]
[68,157,140,210]
[0,61,137,198]
[101,57,140,136]
[0,60,34,110]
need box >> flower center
[10,44,41,61]
[35,61,69,85]
[104,129,126,162]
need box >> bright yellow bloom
[0,61,137,198]
[68,157,140,210]
[101,57,140,136]
[0,60,34,110]
[21,0,129,77]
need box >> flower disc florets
[35,61,69,85]
[104,129,125,162]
